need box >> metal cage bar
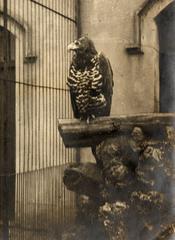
[0,0,78,238]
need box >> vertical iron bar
[75,0,81,164]
[76,0,81,38]
[2,0,9,239]
[38,0,41,171]
[21,2,25,239]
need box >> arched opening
[156,1,175,112]
[0,26,15,220]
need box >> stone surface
[63,162,103,199]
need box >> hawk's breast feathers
[67,53,108,114]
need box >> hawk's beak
[67,42,79,51]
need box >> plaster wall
[79,0,173,115]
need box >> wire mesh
[0,0,78,239]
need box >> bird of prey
[67,36,114,122]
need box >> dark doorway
[0,26,15,220]
[156,1,175,112]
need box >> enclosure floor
[0,165,76,240]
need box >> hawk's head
[68,36,97,56]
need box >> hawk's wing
[69,89,80,118]
[99,52,114,115]
[68,63,80,118]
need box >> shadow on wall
[156,1,175,113]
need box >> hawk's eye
[75,40,80,46]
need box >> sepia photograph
[0,0,175,239]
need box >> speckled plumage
[67,37,113,119]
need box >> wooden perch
[58,113,175,148]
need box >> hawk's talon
[86,115,96,124]
[86,117,90,124]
